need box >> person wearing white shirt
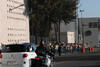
[28,45,34,52]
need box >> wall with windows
[78,18,100,47]
[0,0,29,47]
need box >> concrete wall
[78,18,100,47]
[50,21,76,43]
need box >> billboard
[67,32,75,43]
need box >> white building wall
[0,0,8,45]
[0,0,30,46]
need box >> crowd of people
[35,41,90,56]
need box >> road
[54,53,100,67]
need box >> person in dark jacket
[58,44,62,56]
[36,41,54,57]
[35,41,46,56]
[28,45,34,52]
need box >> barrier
[89,48,93,52]
[82,48,85,53]
[56,47,94,55]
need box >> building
[78,17,100,47]
[50,21,76,43]
[0,0,30,47]
[50,17,100,47]
[30,21,76,43]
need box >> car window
[0,50,1,53]
[2,45,29,52]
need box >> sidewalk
[55,53,100,58]
[55,48,100,57]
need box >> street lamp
[98,18,100,47]
[9,4,24,12]
[8,3,32,16]
[82,24,87,44]
[79,10,84,44]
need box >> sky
[78,0,100,18]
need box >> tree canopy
[25,0,79,42]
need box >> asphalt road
[54,53,100,67]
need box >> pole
[80,10,84,44]
[98,18,100,47]
[78,18,80,43]
[58,20,61,43]
[82,24,85,44]
[76,10,79,43]
[54,23,58,42]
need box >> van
[1,44,37,67]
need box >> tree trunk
[54,23,58,42]
[35,34,38,44]
[40,36,43,42]
[58,20,61,43]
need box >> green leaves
[26,0,79,39]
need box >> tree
[49,0,79,42]
[25,0,79,43]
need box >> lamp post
[79,10,84,44]
[98,18,100,47]
[81,24,84,44]
[9,0,31,15]
[9,4,24,12]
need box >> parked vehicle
[1,44,37,67]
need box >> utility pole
[98,18,100,47]
[79,10,84,44]
[82,24,85,44]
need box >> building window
[85,30,92,36]
[89,22,98,28]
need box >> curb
[55,52,100,57]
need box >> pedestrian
[66,43,70,53]
[28,45,34,52]
[1,43,5,49]
[70,45,73,53]
[55,42,59,54]
[58,44,62,56]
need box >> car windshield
[2,45,31,52]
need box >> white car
[1,44,37,67]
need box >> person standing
[58,44,62,56]
[28,45,34,52]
